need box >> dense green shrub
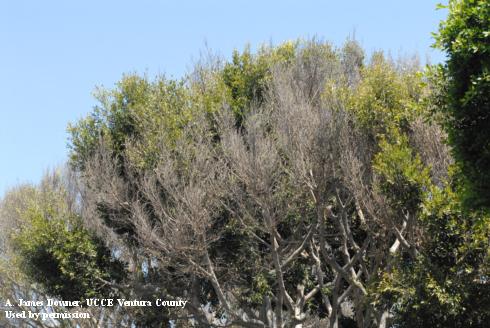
[434,0,490,209]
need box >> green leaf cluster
[346,53,423,140]
[434,0,490,209]
[373,132,431,211]
[392,184,490,327]
[68,74,193,170]
[11,180,125,302]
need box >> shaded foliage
[434,0,490,209]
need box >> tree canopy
[1,2,489,327]
[434,0,490,210]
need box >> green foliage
[249,273,272,305]
[340,38,490,326]
[221,42,297,124]
[394,2,490,323]
[347,53,423,140]
[345,52,430,214]
[434,0,490,209]
[221,46,269,124]
[68,74,193,170]
[221,39,338,123]
[373,132,431,211]
[10,179,125,302]
[391,184,490,327]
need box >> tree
[69,40,446,327]
[0,170,132,328]
[390,185,490,327]
[384,2,490,325]
[434,0,490,210]
[0,6,487,326]
[0,170,125,302]
[4,38,468,328]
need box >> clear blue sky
[0,0,447,197]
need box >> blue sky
[0,0,447,197]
